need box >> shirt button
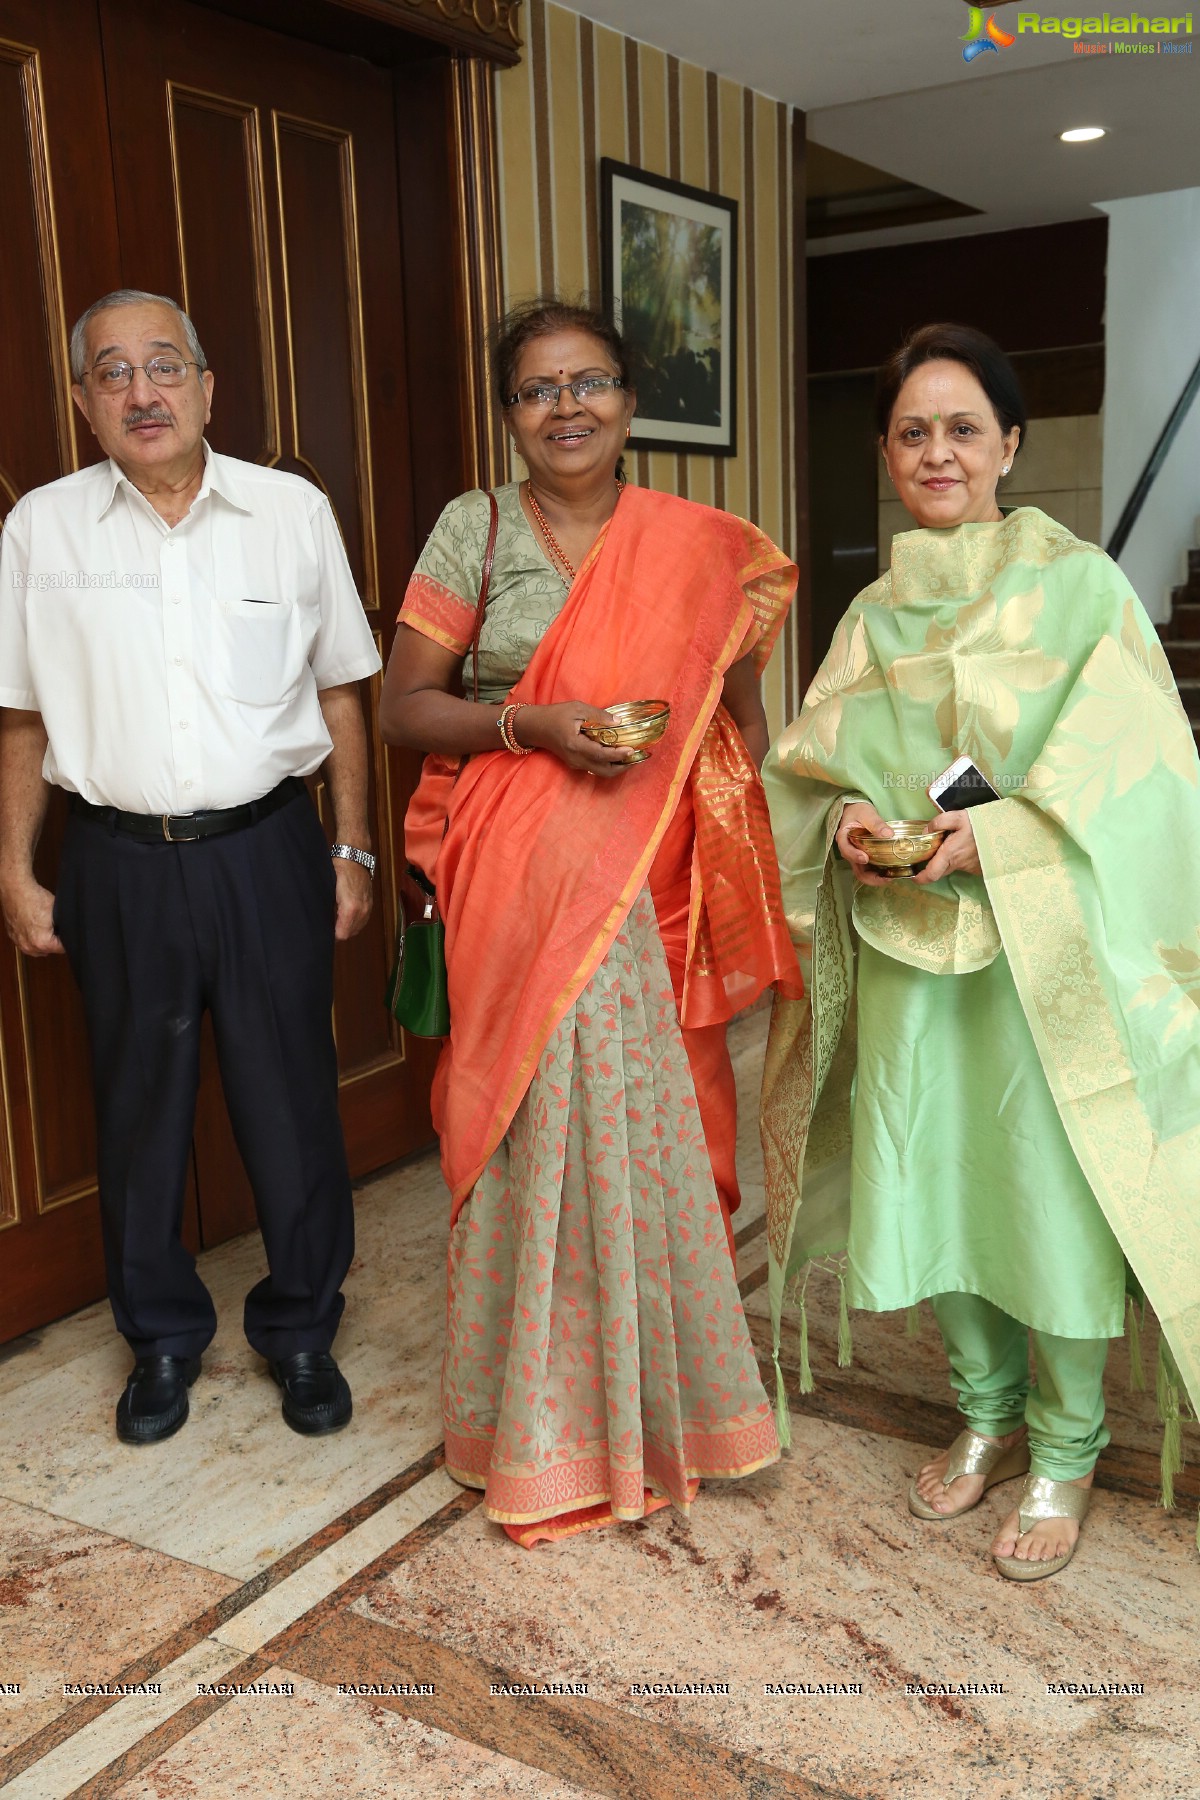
[183,780,193,790]
[173,657,183,667]
[179,720,189,731]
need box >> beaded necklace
[525,478,625,584]
[525,483,577,581]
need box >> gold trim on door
[451,56,507,491]
[15,960,98,1217]
[0,39,77,475]
[0,989,22,1229]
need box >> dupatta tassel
[773,1354,793,1448]
[1125,1295,1146,1393]
[797,1290,815,1395]
[1156,1340,1186,1510]
[836,1271,854,1369]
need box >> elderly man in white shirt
[0,289,381,1446]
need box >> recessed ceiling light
[1060,126,1107,143]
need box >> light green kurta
[847,939,1125,1337]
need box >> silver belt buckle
[162,814,200,842]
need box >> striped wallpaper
[492,0,800,731]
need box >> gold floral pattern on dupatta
[1130,932,1200,1045]
[886,509,1084,605]
[973,802,1200,1440]
[1027,601,1199,829]
[762,806,854,1270]
[854,880,1001,975]
[776,614,886,779]
[886,584,1069,769]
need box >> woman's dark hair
[875,323,1027,450]
[491,298,633,407]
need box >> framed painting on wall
[600,157,738,456]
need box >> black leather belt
[71,777,305,843]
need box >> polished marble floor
[2,1013,1197,1800]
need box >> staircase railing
[1107,351,1200,561]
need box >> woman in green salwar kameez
[762,324,1200,1580]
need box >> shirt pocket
[216,597,304,707]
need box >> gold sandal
[992,1474,1091,1581]
[908,1428,1030,1521]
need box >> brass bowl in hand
[580,699,670,765]
[847,818,946,879]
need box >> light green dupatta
[761,508,1200,1520]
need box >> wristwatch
[330,842,376,877]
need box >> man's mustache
[124,407,173,427]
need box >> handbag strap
[404,492,501,913]
[469,491,500,705]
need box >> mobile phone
[927,755,1000,812]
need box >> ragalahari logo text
[961,5,1018,58]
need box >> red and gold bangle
[497,701,534,756]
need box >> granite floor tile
[109,1668,608,1799]
[0,1499,236,1759]
[285,1616,833,1800]
[0,1159,450,1579]
[0,1639,247,1800]
[4,1005,1198,1800]
[210,1469,460,1653]
[0,1296,117,1403]
[352,1412,1200,1800]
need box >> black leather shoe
[115,1355,201,1445]
[268,1352,352,1435]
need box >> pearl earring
[1001,464,1011,475]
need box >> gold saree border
[445,1415,780,1524]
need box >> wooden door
[97,0,443,1244]
[0,0,452,1339]
[0,0,172,1336]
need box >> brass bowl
[580,699,670,765]
[847,818,946,879]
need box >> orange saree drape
[405,486,803,1226]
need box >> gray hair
[69,290,208,383]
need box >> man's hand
[332,855,373,942]
[1,875,63,956]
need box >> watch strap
[331,842,376,875]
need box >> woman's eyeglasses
[505,377,623,410]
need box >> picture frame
[600,157,738,457]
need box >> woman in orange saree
[381,301,801,1545]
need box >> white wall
[1100,188,1200,624]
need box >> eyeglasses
[505,377,623,410]
[86,358,202,391]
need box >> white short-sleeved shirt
[0,443,381,813]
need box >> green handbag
[386,870,449,1039]
[384,492,499,1041]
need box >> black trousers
[54,788,354,1361]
